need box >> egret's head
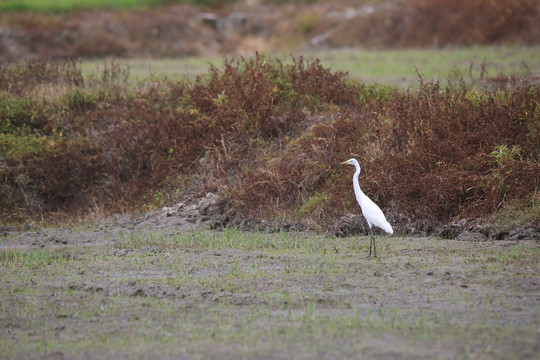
[340,158,358,166]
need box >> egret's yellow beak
[340,160,351,165]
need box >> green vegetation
[0,247,69,268]
[1,228,538,358]
[312,46,540,88]
[0,0,157,12]
[0,0,236,13]
[0,0,372,12]
[81,46,540,88]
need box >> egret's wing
[361,194,393,234]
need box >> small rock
[456,230,488,242]
[160,202,184,218]
[198,193,220,216]
[85,285,104,293]
[68,283,80,290]
[333,214,367,237]
[131,288,145,297]
[508,227,540,241]
[439,219,470,239]
[493,231,509,240]
[44,351,64,360]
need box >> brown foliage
[1,56,539,228]
[0,59,83,95]
[330,0,540,48]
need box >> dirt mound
[1,0,539,62]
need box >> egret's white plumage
[340,158,393,257]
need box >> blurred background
[2,0,539,58]
[1,0,539,86]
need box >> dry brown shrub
[0,59,83,95]
[2,57,539,228]
[349,82,539,222]
[330,0,540,48]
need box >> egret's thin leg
[370,227,376,258]
[368,227,372,257]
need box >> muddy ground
[1,204,539,360]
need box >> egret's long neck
[352,165,364,206]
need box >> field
[0,0,229,13]
[1,0,539,358]
[1,224,539,359]
[81,46,540,88]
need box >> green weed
[0,133,50,162]
[0,0,235,13]
[490,144,523,166]
[0,95,42,133]
[0,248,69,269]
[297,192,326,215]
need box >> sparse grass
[489,194,540,230]
[311,46,540,88]
[0,0,152,12]
[1,229,538,359]
[0,0,234,13]
[114,227,338,254]
[80,46,540,88]
[0,247,70,268]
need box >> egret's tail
[381,221,393,234]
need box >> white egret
[340,158,393,257]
